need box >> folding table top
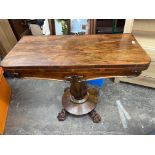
[1,34,150,80]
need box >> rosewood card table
[1,34,150,123]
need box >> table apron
[4,67,145,80]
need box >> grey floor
[4,78,155,135]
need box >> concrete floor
[5,78,155,135]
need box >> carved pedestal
[57,75,101,123]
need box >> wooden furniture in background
[89,19,96,34]
[9,19,30,41]
[1,34,150,123]
[95,19,125,34]
[115,19,155,88]
[0,42,7,57]
[123,19,134,33]
[0,20,17,57]
[48,19,56,35]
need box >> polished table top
[1,34,150,80]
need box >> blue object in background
[71,19,88,33]
[86,78,105,89]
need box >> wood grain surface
[1,34,150,80]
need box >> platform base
[57,75,101,123]
[57,87,101,123]
[62,87,98,115]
